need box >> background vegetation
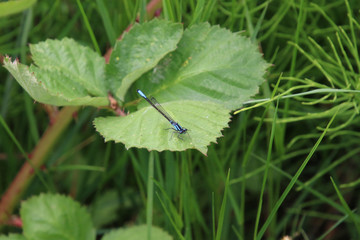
[1,0,360,239]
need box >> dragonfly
[137,89,188,137]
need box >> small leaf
[94,100,229,155]
[101,225,172,240]
[21,193,95,240]
[137,22,269,110]
[0,234,26,240]
[106,19,183,101]
[3,57,107,106]
[30,38,107,96]
[3,38,109,106]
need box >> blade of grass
[256,110,338,240]
[237,88,360,114]
[330,177,360,235]
[96,0,116,46]
[162,0,175,21]
[316,211,352,240]
[24,94,39,143]
[0,114,48,189]
[250,1,269,43]
[153,179,183,230]
[155,191,185,240]
[239,75,282,239]
[1,8,32,118]
[188,0,204,26]
[242,0,253,36]
[215,169,230,240]
[344,0,360,71]
[212,192,215,240]
[181,155,191,239]
[49,164,105,172]
[0,0,36,17]
[340,178,360,189]
[76,0,101,54]
[327,36,350,87]
[200,0,217,22]
[253,99,279,240]
[146,152,155,240]
[254,155,346,216]
[139,0,147,23]
[297,147,360,191]
[128,150,147,206]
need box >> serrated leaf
[106,19,183,101]
[94,100,229,155]
[3,57,107,106]
[3,38,109,106]
[0,234,26,240]
[21,193,95,240]
[137,22,269,110]
[30,38,107,96]
[101,225,172,240]
[3,57,70,105]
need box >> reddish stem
[0,106,78,225]
[0,0,163,226]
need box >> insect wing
[150,97,176,123]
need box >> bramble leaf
[102,225,172,240]
[94,100,229,155]
[106,19,183,101]
[3,38,108,106]
[3,20,268,154]
[96,23,268,154]
[30,38,107,96]
[21,194,95,240]
[136,22,269,110]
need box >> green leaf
[95,22,267,154]
[30,38,107,96]
[106,19,183,101]
[3,38,109,106]
[21,193,95,240]
[0,0,37,17]
[4,57,65,105]
[101,225,173,240]
[0,234,26,240]
[94,100,229,155]
[137,22,269,110]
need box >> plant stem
[0,106,78,225]
[0,0,163,227]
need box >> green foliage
[21,194,95,240]
[97,21,267,154]
[3,38,108,106]
[136,22,268,110]
[0,194,172,240]
[106,19,183,101]
[1,0,360,240]
[95,100,229,155]
[102,225,172,240]
[4,19,267,154]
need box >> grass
[1,0,360,239]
